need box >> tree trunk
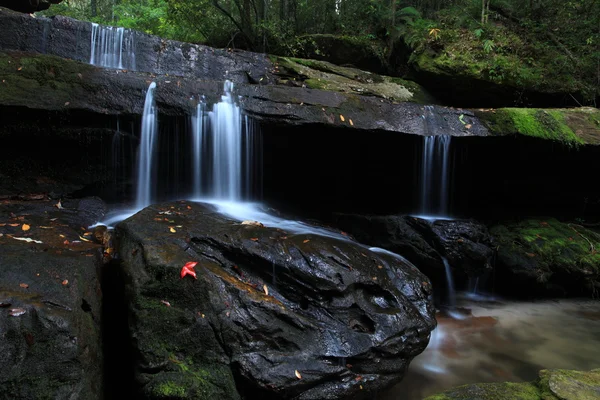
[91,0,97,17]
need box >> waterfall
[135,82,158,210]
[191,101,206,199]
[90,23,136,70]
[191,81,260,202]
[442,257,456,308]
[420,135,451,217]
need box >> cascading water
[442,257,456,308]
[135,82,158,210]
[90,23,136,70]
[191,81,260,201]
[191,100,206,199]
[419,135,451,217]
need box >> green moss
[477,107,600,146]
[423,381,542,400]
[490,218,600,279]
[153,381,187,397]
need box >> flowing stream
[90,23,136,70]
[383,295,600,400]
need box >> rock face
[116,201,436,399]
[490,218,600,297]
[0,197,105,399]
[332,214,494,297]
[423,368,600,400]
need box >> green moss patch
[424,381,542,400]
[490,218,600,285]
[477,107,600,146]
[271,56,435,104]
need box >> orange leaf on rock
[22,224,30,231]
[169,227,176,233]
[19,283,29,289]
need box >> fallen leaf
[169,227,176,233]
[160,300,171,307]
[226,311,230,317]
[250,238,259,241]
[22,224,30,231]
[63,240,69,245]
[10,308,26,317]
[187,205,192,210]
[241,220,264,227]
[372,277,378,281]
[9,223,19,227]
[263,284,269,296]
[349,119,354,126]
[340,114,345,122]
[465,124,472,129]
[525,252,536,257]
[17,66,22,71]
[377,265,383,269]
[62,279,68,285]
[181,261,198,279]
[303,239,310,244]
[78,236,92,242]
[64,102,70,106]
[19,283,29,289]
[55,200,62,209]
[295,370,302,379]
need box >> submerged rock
[116,201,436,399]
[423,368,600,400]
[490,218,600,297]
[0,197,105,399]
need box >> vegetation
[477,107,600,145]
[39,1,599,104]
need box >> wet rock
[332,214,443,280]
[426,219,494,278]
[0,198,105,399]
[490,218,600,297]
[116,201,436,399]
[332,214,494,293]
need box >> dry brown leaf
[349,119,354,126]
[303,239,310,244]
[9,223,19,227]
[340,114,345,122]
[250,237,259,241]
[377,265,383,269]
[17,66,22,71]
[55,200,62,209]
[169,227,176,233]
[263,284,269,296]
[295,370,302,379]
[19,283,29,289]
[62,279,69,285]
[22,224,30,231]
[465,124,472,129]
[160,300,171,307]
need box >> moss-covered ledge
[476,107,600,146]
[271,56,437,104]
[424,368,600,400]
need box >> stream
[384,294,600,399]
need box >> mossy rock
[424,381,542,400]
[489,218,600,296]
[425,368,600,400]
[539,369,600,400]
[476,107,600,146]
[271,55,436,104]
[295,34,388,75]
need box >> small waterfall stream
[419,135,452,218]
[90,23,136,70]
[135,82,158,210]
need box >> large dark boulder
[116,201,436,399]
[0,197,105,399]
